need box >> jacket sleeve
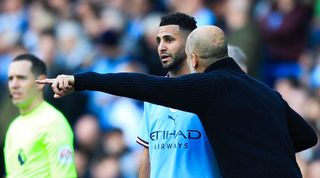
[74,72,222,115]
[285,101,318,152]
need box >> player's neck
[19,97,44,115]
[168,60,190,77]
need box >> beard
[162,52,186,71]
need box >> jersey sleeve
[43,113,77,178]
[136,102,151,148]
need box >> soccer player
[136,13,220,178]
[4,54,76,178]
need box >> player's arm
[43,117,77,178]
[137,102,151,178]
[139,147,150,178]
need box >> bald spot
[186,25,228,63]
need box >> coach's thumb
[54,93,63,99]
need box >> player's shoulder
[143,102,154,111]
[144,102,168,114]
[144,102,166,109]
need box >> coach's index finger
[35,78,56,84]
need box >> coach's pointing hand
[36,74,75,98]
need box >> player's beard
[162,51,186,71]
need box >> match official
[4,54,76,178]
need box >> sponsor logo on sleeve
[58,145,73,164]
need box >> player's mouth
[161,54,172,63]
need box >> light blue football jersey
[137,102,221,178]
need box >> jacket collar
[203,57,244,73]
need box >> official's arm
[43,117,77,177]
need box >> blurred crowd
[1,0,320,177]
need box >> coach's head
[185,25,228,73]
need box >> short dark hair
[13,54,47,77]
[160,12,197,32]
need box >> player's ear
[36,74,47,90]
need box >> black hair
[13,54,47,77]
[160,12,197,32]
